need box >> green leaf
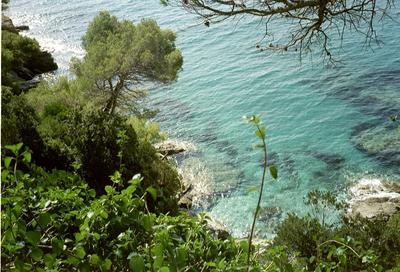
[255,127,266,140]
[253,144,264,149]
[146,186,158,201]
[105,185,114,195]
[90,254,100,265]
[247,186,258,193]
[176,248,188,266]
[4,157,12,168]
[218,259,226,269]
[43,254,56,267]
[129,255,145,272]
[52,238,64,254]
[5,143,23,155]
[74,246,86,259]
[160,267,170,272]
[30,247,43,261]
[99,210,108,219]
[239,240,249,252]
[16,143,24,152]
[75,232,84,242]
[2,170,10,181]
[269,165,278,179]
[38,213,52,227]
[141,215,154,231]
[110,171,122,184]
[89,189,96,198]
[26,231,41,246]
[102,258,112,270]
[23,152,31,163]
[66,256,80,265]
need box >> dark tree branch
[166,0,394,61]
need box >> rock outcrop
[154,140,196,159]
[347,178,400,219]
[2,15,18,33]
[2,15,29,33]
[204,216,230,240]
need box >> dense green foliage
[1,145,256,271]
[1,30,57,93]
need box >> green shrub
[1,30,57,80]
[339,213,400,269]
[1,145,254,271]
[24,76,95,114]
[274,213,332,259]
[127,116,167,143]
[33,107,180,212]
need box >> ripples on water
[6,0,400,238]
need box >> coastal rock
[178,157,242,209]
[2,16,18,33]
[178,184,193,210]
[204,216,230,240]
[347,178,400,219]
[15,25,29,31]
[178,157,213,208]
[154,140,196,158]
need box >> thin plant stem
[247,124,268,271]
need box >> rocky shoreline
[347,178,400,219]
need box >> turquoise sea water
[6,0,400,237]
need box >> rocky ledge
[2,15,29,33]
[154,139,196,159]
[347,178,400,219]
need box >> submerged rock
[312,152,345,170]
[351,124,400,168]
[257,206,282,222]
[347,178,400,219]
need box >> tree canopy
[72,11,183,114]
[164,0,393,59]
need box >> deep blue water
[6,0,400,237]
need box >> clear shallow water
[6,0,400,237]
